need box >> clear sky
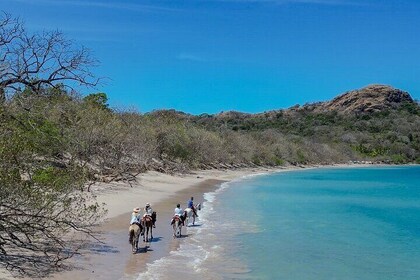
[2,0,420,114]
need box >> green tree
[83,92,110,111]
[0,107,106,277]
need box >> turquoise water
[137,166,420,280]
[223,166,420,279]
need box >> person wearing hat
[143,203,156,228]
[130,207,142,226]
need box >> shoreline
[2,163,412,279]
[50,167,284,280]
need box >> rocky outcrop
[313,84,414,115]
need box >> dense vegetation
[1,12,419,277]
[3,85,419,180]
[189,96,420,165]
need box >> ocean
[136,166,420,280]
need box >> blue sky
[2,0,420,114]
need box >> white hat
[133,207,140,213]
[145,203,150,207]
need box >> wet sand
[53,179,223,280]
[45,168,274,280]
[2,164,368,280]
[3,164,381,279]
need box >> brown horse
[128,223,141,253]
[141,212,156,242]
[172,215,183,238]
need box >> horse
[184,203,201,226]
[141,212,156,242]
[128,223,141,253]
[172,215,183,238]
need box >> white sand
[0,168,290,279]
[3,163,386,279]
[93,168,278,221]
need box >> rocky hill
[203,85,416,122]
[312,84,414,115]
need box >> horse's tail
[129,228,134,244]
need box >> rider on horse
[171,203,185,225]
[130,207,141,225]
[129,207,143,235]
[143,203,156,228]
[187,197,198,217]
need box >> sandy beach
[0,167,286,280]
[1,163,388,280]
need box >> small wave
[136,173,268,279]
[136,242,212,279]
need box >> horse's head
[196,203,201,211]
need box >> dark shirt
[188,199,193,208]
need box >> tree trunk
[0,87,5,104]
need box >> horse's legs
[150,226,153,241]
[144,226,151,242]
[129,229,134,244]
[174,220,181,238]
[174,220,178,238]
[135,236,139,251]
[132,235,136,253]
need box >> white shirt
[174,207,183,216]
[130,212,141,224]
[144,206,153,216]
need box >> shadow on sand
[186,223,202,228]
[174,234,189,239]
[146,236,163,243]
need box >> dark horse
[141,212,156,242]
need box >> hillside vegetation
[189,84,420,166]
[3,84,419,180]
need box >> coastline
[50,167,285,280]
[1,163,410,280]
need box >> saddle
[171,215,183,226]
[142,215,153,223]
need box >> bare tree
[0,12,105,277]
[0,12,99,103]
